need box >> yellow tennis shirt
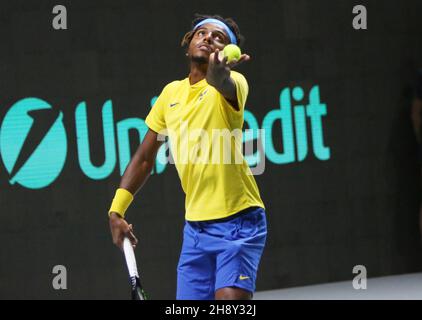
[145,71,265,221]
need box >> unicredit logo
[0,85,330,189]
[0,98,67,189]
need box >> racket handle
[123,237,139,278]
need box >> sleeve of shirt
[145,83,171,134]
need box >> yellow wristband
[108,188,134,218]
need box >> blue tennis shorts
[176,206,267,300]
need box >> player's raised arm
[108,129,163,249]
[205,48,250,111]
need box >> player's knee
[215,287,252,300]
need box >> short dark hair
[181,14,245,48]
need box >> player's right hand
[109,212,138,249]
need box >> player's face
[188,23,229,63]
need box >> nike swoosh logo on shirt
[169,102,179,107]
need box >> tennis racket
[123,237,147,300]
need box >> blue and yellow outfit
[145,71,267,299]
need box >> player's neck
[189,63,208,85]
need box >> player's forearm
[108,147,154,220]
[214,76,236,100]
[119,155,154,196]
[208,76,239,109]
[118,129,163,195]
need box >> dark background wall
[0,0,422,299]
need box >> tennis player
[108,14,267,300]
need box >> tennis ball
[223,44,241,63]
